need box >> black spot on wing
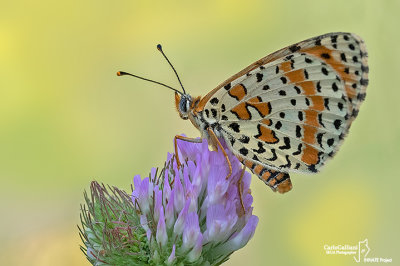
[298,111,303,121]
[210,97,219,105]
[357,93,366,101]
[252,141,266,154]
[318,113,325,128]
[239,147,248,156]
[239,135,250,144]
[252,154,260,162]
[316,81,321,92]
[324,98,330,110]
[278,137,291,150]
[292,144,302,156]
[296,125,301,138]
[334,119,342,130]
[327,138,334,147]
[275,121,282,130]
[340,53,347,62]
[210,108,217,118]
[229,136,235,146]
[317,133,324,148]
[285,55,294,60]
[361,65,369,73]
[321,53,330,59]
[338,102,344,111]
[360,79,369,86]
[228,122,240,132]
[308,164,318,173]
[279,155,291,168]
[304,69,309,79]
[332,82,338,92]
[256,73,263,82]
[267,149,277,161]
[289,44,301,52]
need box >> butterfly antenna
[157,44,187,94]
[116,71,184,95]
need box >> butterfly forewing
[203,32,368,176]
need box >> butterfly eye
[178,96,191,119]
[179,97,187,113]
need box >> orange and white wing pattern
[202,32,368,191]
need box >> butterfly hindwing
[241,158,292,193]
[203,32,368,175]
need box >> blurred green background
[1,0,399,265]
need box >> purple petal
[146,229,152,242]
[207,166,229,205]
[140,215,149,231]
[182,212,201,251]
[163,173,172,205]
[156,206,168,247]
[167,244,176,265]
[150,167,157,180]
[205,204,237,243]
[173,199,190,236]
[137,177,150,214]
[153,187,162,223]
[228,215,258,250]
[177,136,202,160]
[187,233,203,262]
[165,191,175,229]
[173,175,185,212]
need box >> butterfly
[118,32,368,194]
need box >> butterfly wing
[202,32,368,178]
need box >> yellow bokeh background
[1,1,399,265]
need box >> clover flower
[79,137,258,265]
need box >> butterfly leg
[238,165,246,214]
[207,128,233,180]
[174,135,202,168]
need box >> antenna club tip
[117,71,128,76]
[157,44,162,51]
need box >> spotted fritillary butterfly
[119,32,368,194]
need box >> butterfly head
[175,93,192,120]
[175,92,202,120]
